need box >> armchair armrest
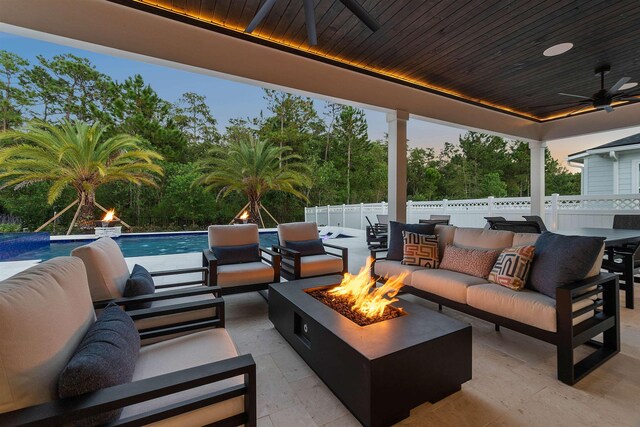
[0,354,256,427]
[272,244,301,279]
[128,296,226,334]
[260,247,281,283]
[323,243,348,275]
[93,286,221,310]
[202,249,218,287]
[149,266,209,289]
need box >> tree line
[0,50,579,232]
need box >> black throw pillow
[123,264,155,310]
[387,221,437,261]
[285,238,327,256]
[528,232,604,298]
[212,243,261,265]
[58,303,140,426]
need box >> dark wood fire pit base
[269,275,472,427]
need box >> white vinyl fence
[304,194,640,230]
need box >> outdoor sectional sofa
[371,225,620,385]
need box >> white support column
[387,110,409,222]
[529,141,547,216]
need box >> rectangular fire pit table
[269,275,472,427]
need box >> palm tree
[196,138,311,225]
[0,119,163,229]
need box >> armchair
[274,221,348,280]
[71,237,217,339]
[0,257,256,426]
[202,224,281,295]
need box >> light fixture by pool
[543,43,574,57]
[620,82,638,91]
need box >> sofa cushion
[285,238,326,256]
[401,231,439,268]
[411,269,489,303]
[512,232,540,247]
[120,329,244,425]
[387,221,436,261]
[440,245,502,278]
[208,223,259,248]
[467,283,595,332]
[453,227,514,250]
[212,243,260,266]
[528,232,605,298]
[0,257,95,414]
[71,237,130,301]
[123,264,155,309]
[434,224,456,259]
[278,222,319,245]
[217,261,274,287]
[373,260,423,285]
[59,303,140,425]
[488,245,535,291]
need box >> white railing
[305,194,640,230]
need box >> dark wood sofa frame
[0,294,257,427]
[202,247,281,295]
[272,242,348,280]
[371,248,620,385]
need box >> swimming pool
[1,231,280,262]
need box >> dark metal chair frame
[365,216,388,249]
[272,242,348,281]
[202,247,281,295]
[522,215,548,232]
[418,219,450,226]
[489,220,542,234]
[370,247,620,385]
[601,214,640,309]
[0,297,258,427]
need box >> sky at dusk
[3,31,639,171]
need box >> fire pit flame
[239,210,249,220]
[328,257,407,318]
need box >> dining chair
[601,214,640,309]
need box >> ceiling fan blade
[604,105,614,113]
[303,0,318,46]
[245,0,278,33]
[338,0,380,31]
[607,76,631,96]
[558,92,591,99]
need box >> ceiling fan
[244,0,380,46]
[553,65,640,116]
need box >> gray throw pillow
[528,232,604,298]
[285,238,326,256]
[212,243,260,265]
[123,264,155,310]
[58,303,140,426]
[387,221,436,261]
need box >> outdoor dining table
[556,227,640,309]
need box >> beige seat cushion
[71,237,130,300]
[278,222,319,245]
[208,223,259,247]
[411,269,489,303]
[453,227,514,250]
[299,254,343,278]
[467,283,594,332]
[217,262,274,287]
[121,329,244,426]
[373,260,423,285]
[0,257,95,413]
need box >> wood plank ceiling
[110,0,640,122]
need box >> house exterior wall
[617,150,640,194]
[585,154,614,195]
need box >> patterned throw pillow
[439,245,502,278]
[401,231,439,268]
[488,245,535,291]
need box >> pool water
[1,232,281,262]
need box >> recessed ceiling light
[543,43,574,57]
[620,82,638,91]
